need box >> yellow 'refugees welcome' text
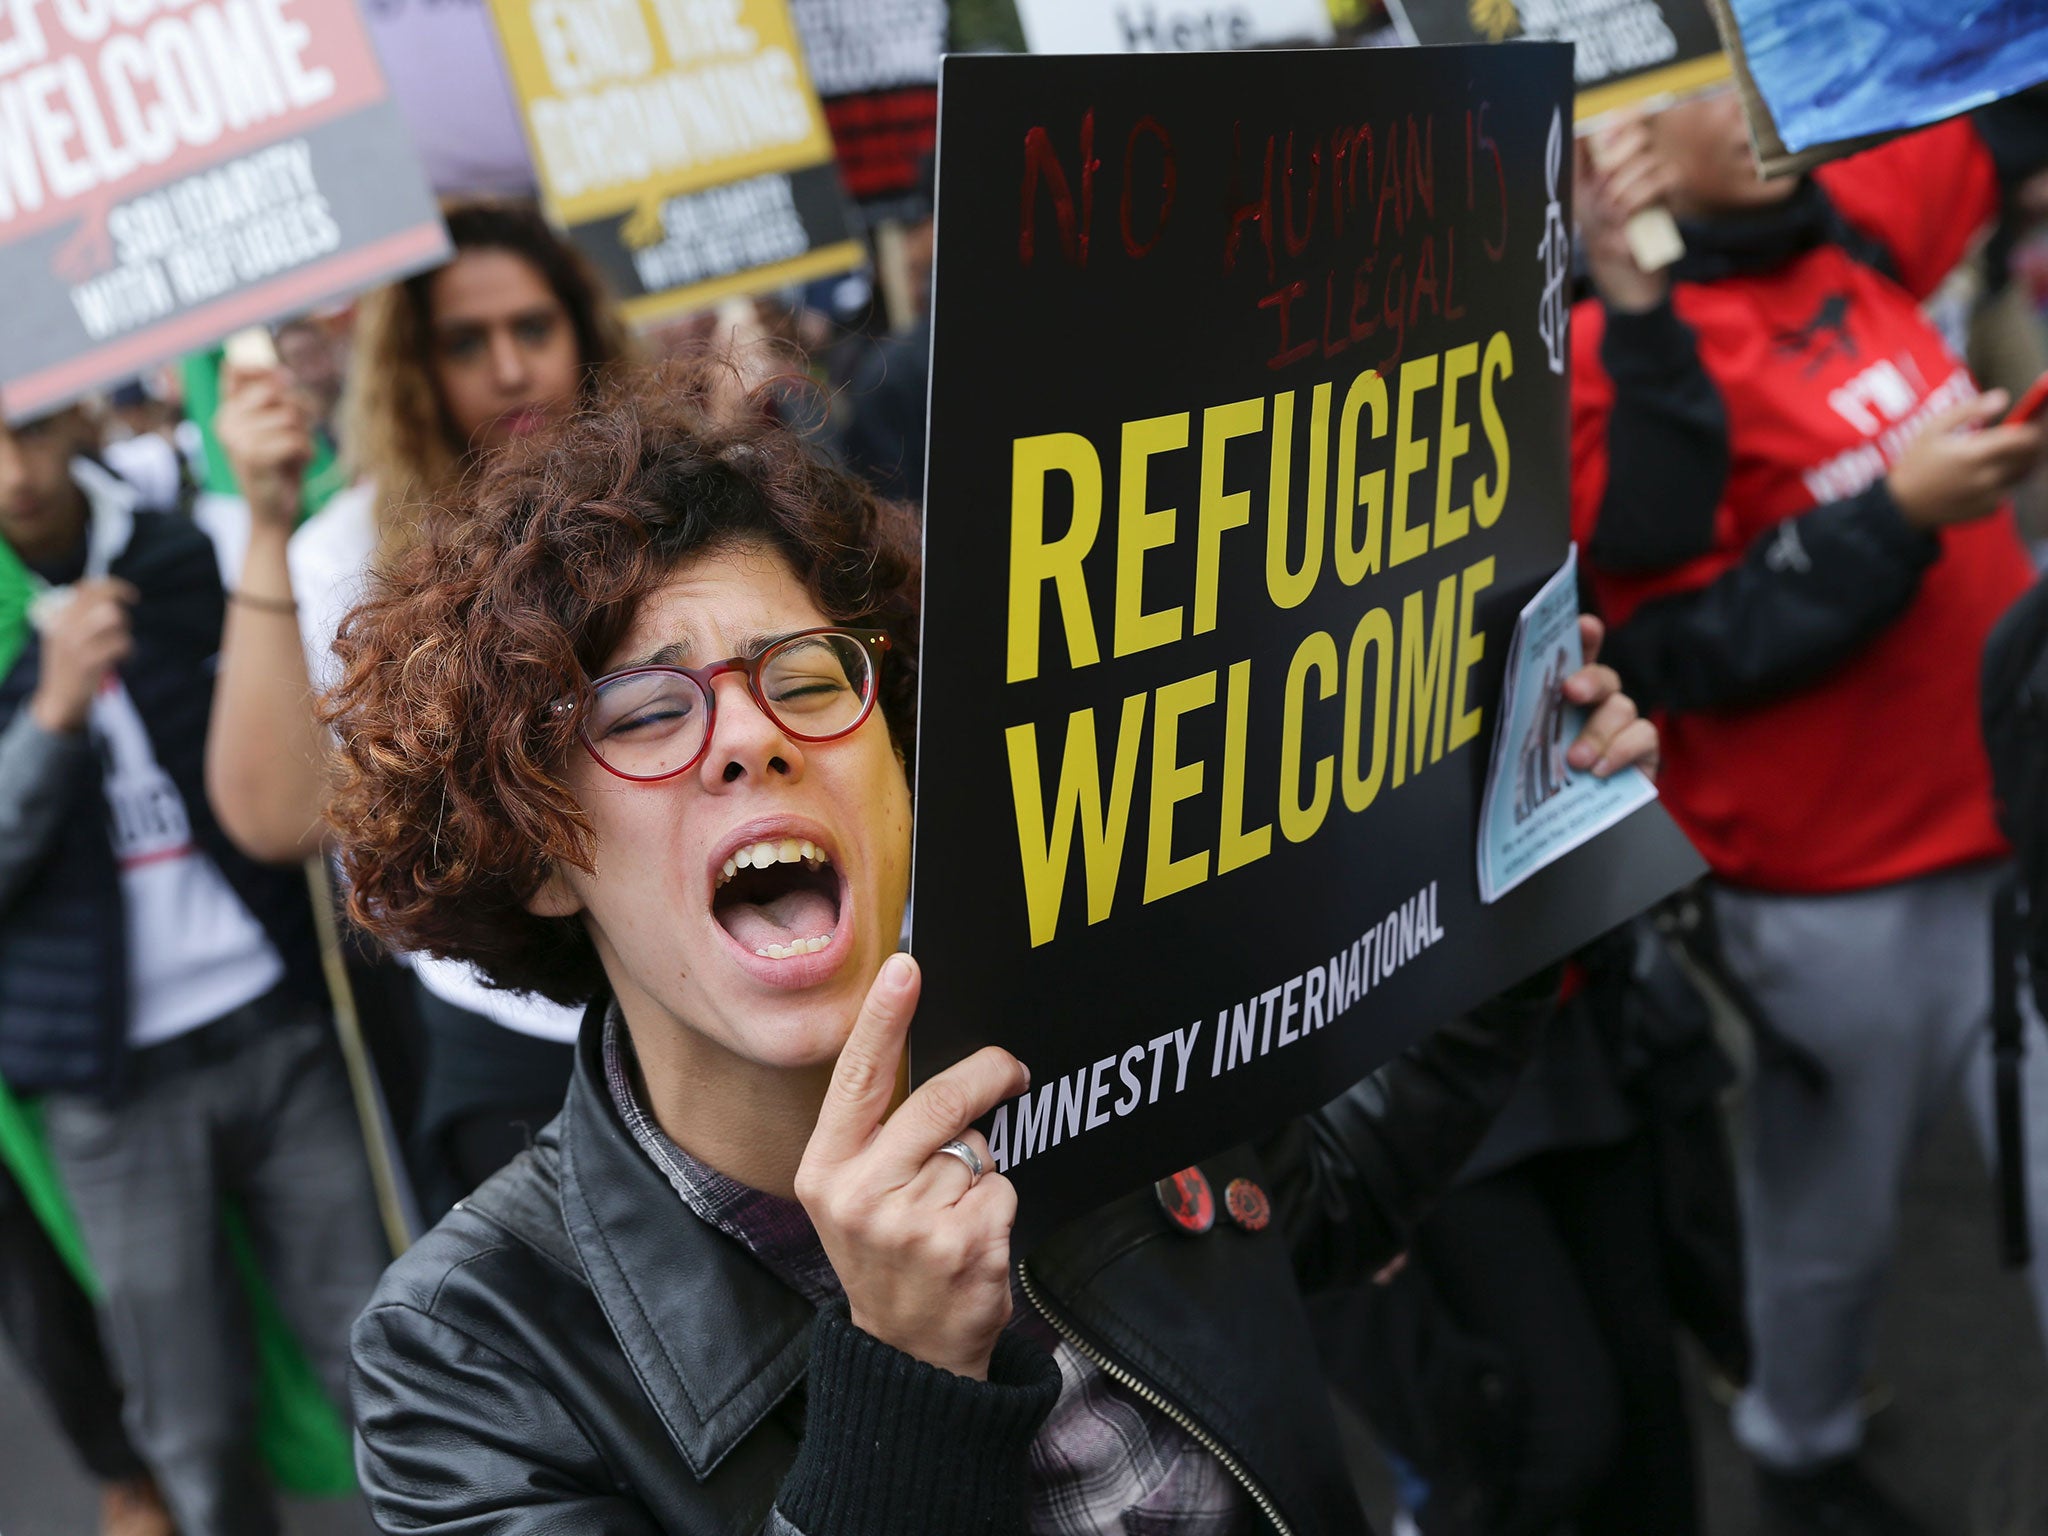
[1003,333,1513,947]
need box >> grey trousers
[1714,860,2048,1470]
[43,995,389,1536]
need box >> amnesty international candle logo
[1538,108,1569,374]
[484,0,863,320]
[910,48,1704,1242]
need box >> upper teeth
[719,838,830,886]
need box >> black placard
[566,163,858,307]
[910,46,1705,1245]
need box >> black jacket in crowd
[0,508,322,1096]
[350,976,1559,1535]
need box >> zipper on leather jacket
[1016,1261,1293,1536]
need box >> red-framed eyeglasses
[565,627,891,783]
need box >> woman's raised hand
[1575,116,1677,316]
[796,954,1028,1380]
[215,364,314,533]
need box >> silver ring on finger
[935,1138,986,1186]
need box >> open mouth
[713,837,842,961]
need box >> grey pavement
[3,1098,2045,1534]
[1696,1094,2048,1535]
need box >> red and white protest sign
[0,0,449,418]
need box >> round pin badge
[1154,1166,1215,1234]
[1225,1177,1271,1233]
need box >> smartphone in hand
[2004,373,2048,427]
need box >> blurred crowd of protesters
[3,50,2048,1536]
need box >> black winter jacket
[0,508,323,1095]
[350,976,1558,1535]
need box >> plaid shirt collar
[601,1009,1250,1533]
[601,1008,843,1308]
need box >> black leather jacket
[351,976,1556,1535]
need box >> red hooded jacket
[1572,120,2036,893]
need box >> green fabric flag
[0,535,30,684]
[0,1075,358,1497]
[181,349,347,521]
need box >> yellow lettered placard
[485,0,864,320]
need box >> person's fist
[795,954,1027,1381]
[1575,117,1677,315]
[29,578,135,733]
[1888,392,2048,531]
[215,365,313,533]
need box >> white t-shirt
[60,463,282,1047]
[288,486,584,1045]
[95,676,285,1048]
[192,491,251,593]
[100,433,184,513]
[287,480,377,700]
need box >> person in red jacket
[1574,88,2048,1536]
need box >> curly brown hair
[321,364,922,1005]
[341,199,632,560]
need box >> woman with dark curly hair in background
[326,362,1666,1535]
[205,200,632,1216]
